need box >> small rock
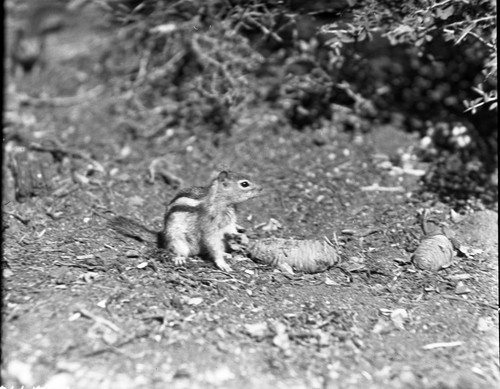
[390,309,409,330]
[126,250,140,258]
[204,365,235,385]
[3,268,14,278]
[261,218,282,231]
[278,262,294,275]
[244,322,268,340]
[187,297,203,306]
[372,318,392,334]
[455,281,471,294]
[6,360,34,387]
[450,209,464,223]
[44,373,74,389]
[477,316,494,332]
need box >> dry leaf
[345,256,366,272]
[454,281,471,295]
[278,262,294,275]
[76,254,95,260]
[128,195,145,207]
[203,366,235,385]
[244,322,268,340]
[3,268,14,278]
[44,373,74,389]
[372,318,392,334]
[73,171,89,185]
[80,272,99,283]
[150,23,178,35]
[6,360,35,387]
[97,299,107,308]
[187,297,203,306]
[119,144,132,159]
[457,245,484,259]
[393,256,412,264]
[261,218,282,231]
[477,317,494,332]
[272,322,290,351]
[449,209,464,224]
[126,250,140,258]
[390,308,409,330]
[102,327,120,345]
[68,312,81,321]
[447,273,472,281]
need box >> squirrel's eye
[239,180,250,188]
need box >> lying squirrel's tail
[108,216,159,245]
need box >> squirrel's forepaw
[216,259,232,272]
[172,256,187,266]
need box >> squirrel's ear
[217,170,229,184]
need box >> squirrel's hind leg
[167,236,191,266]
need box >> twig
[29,139,92,161]
[29,139,104,173]
[420,209,431,235]
[212,297,227,306]
[457,29,496,49]
[135,47,152,85]
[190,35,236,87]
[4,211,30,225]
[77,308,122,333]
[422,341,463,350]
[422,15,496,41]
[83,331,148,358]
[242,15,283,43]
[360,183,405,192]
[441,294,497,310]
[180,272,244,284]
[148,50,185,82]
[421,0,455,11]
[148,158,183,186]
[323,235,336,248]
[464,97,498,113]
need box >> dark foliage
[99,0,497,208]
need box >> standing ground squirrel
[109,170,264,271]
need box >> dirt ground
[2,4,499,389]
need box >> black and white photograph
[2,0,498,388]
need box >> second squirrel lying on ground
[109,170,264,272]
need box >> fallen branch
[360,183,405,192]
[28,139,104,173]
[29,140,91,161]
[19,85,104,107]
[83,331,148,358]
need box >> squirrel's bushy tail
[108,216,158,245]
